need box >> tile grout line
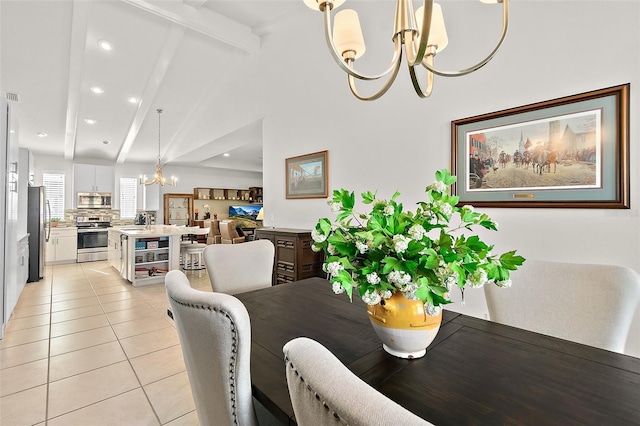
[43,265,164,424]
[89,266,165,426]
[44,266,53,426]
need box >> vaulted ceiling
[1,0,305,173]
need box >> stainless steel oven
[76,215,111,262]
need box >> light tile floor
[0,261,214,425]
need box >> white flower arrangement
[312,169,525,314]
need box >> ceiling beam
[162,49,237,164]
[121,0,260,54]
[171,119,263,163]
[182,0,207,9]
[63,0,90,160]
[116,23,185,164]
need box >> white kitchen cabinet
[17,148,32,237]
[129,236,172,286]
[45,228,77,264]
[117,227,182,287]
[107,229,121,270]
[73,164,115,195]
[17,235,29,292]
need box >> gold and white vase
[367,292,442,359]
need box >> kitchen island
[109,225,186,286]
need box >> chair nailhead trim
[169,295,243,425]
[284,356,347,424]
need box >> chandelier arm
[420,0,509,77]
[347,48,403,101]
[323,5,401,81]
[408,53,434,99]
[405,0,433,67]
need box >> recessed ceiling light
[98,39,113,51]
[90,86,104,94]
[127,97,138,104]
[102,140,111,145]
[223,153,230,157]
[84,118,97,125]
[36,132,47,137]
[9,130,15,134]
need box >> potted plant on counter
[50,217,60,227]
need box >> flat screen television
[228,205,262,224]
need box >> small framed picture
[285,150,329,199]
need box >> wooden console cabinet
[254,228,324,285]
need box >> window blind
[43,172,65,219]
[120,177,137,219]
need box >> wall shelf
[194,187,262,203]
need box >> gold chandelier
[139,109,177,187]
[303,0,509,101]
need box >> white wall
[224,1,640,355]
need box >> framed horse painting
[451,84,629,208]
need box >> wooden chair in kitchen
[219,219,246,244]
[165,270,282,426]
[203,239,274,295]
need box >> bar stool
[180,226,201,267]
[182,227,210,277]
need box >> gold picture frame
[286,150,329,199]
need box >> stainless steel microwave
[77,192,112,209]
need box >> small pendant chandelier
[303,0,509,101]
[139,109,177,186]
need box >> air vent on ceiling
[5,92,19,102]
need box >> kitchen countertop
[114,225,188,238]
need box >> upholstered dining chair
[220,219,246,244]
[283,337,433,426]
[204,219,222,244]
[165,270,264,426]
[203,239,275,295]
[484,259,640,353]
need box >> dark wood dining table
[236,277,640,426]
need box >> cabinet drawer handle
[276,274,294,283]
[276,240,295,248]
[277,262,294,272]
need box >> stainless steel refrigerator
[27,186,50,282]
